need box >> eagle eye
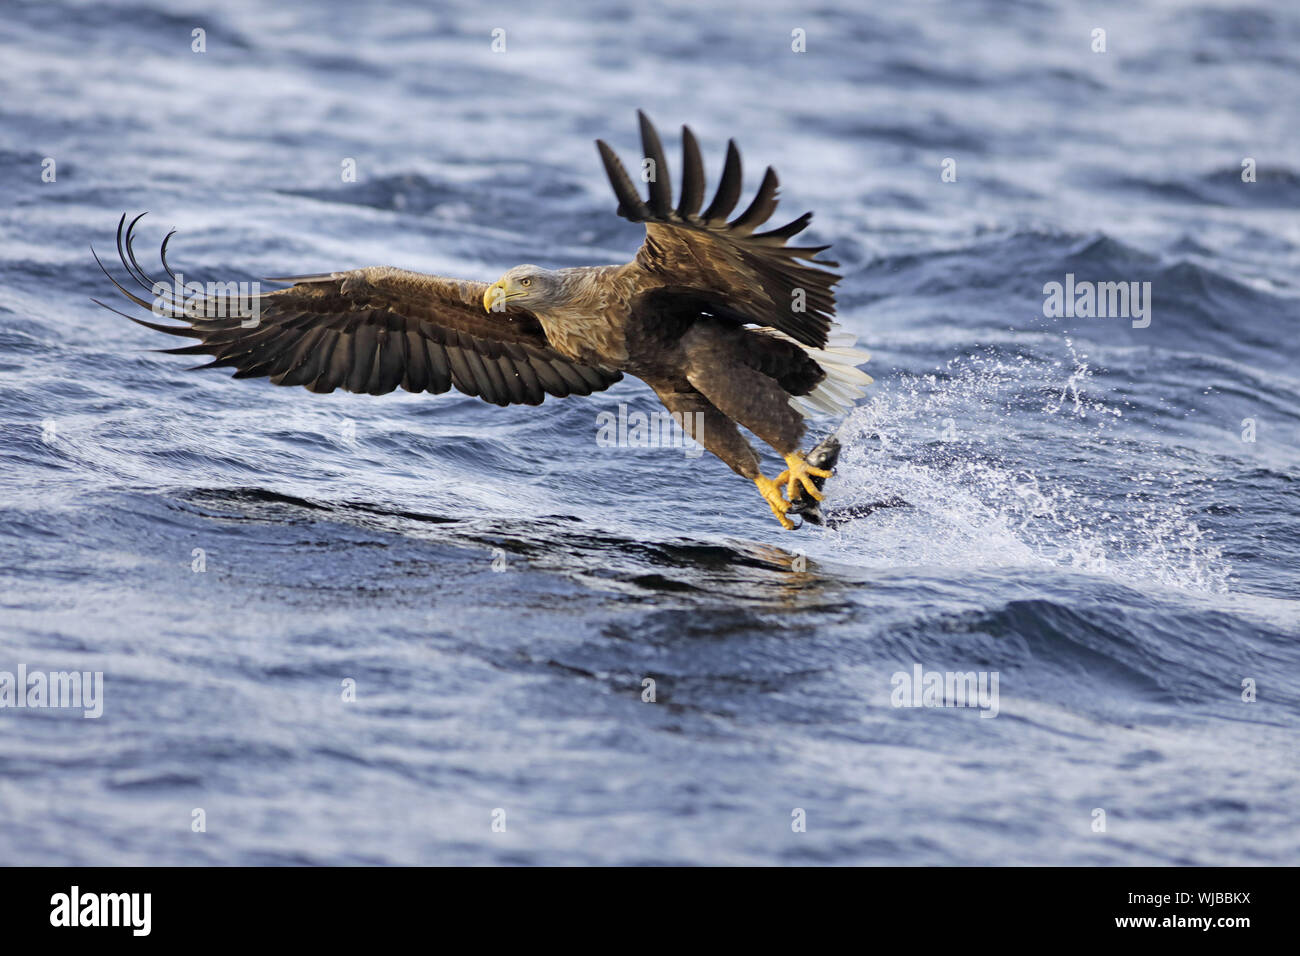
[521,277,532,287]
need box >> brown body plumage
[95,112,872,528]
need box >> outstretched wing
[94,215,622,406]
[596,111,840,349]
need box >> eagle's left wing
[597,112,840,349]
[94,215,622,406]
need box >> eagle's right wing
[94,215,622,406]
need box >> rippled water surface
[1,0,1298,865]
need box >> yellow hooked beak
[483,278,511,313]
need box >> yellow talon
[774,451,833,502]
[754,474,794,530]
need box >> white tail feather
[761,327,873,419]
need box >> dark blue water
[2,0,1298,865]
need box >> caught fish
[787,433,841,527]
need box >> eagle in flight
[95,112,871,529]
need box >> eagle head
[483,265,562,313]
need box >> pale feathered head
[483,265,566,312]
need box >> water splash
[821,342,1232,593]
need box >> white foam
[811,342,1233,594]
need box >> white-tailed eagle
[95,112,871,528]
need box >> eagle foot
[775,451,833,503]
[754,475,795,530]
